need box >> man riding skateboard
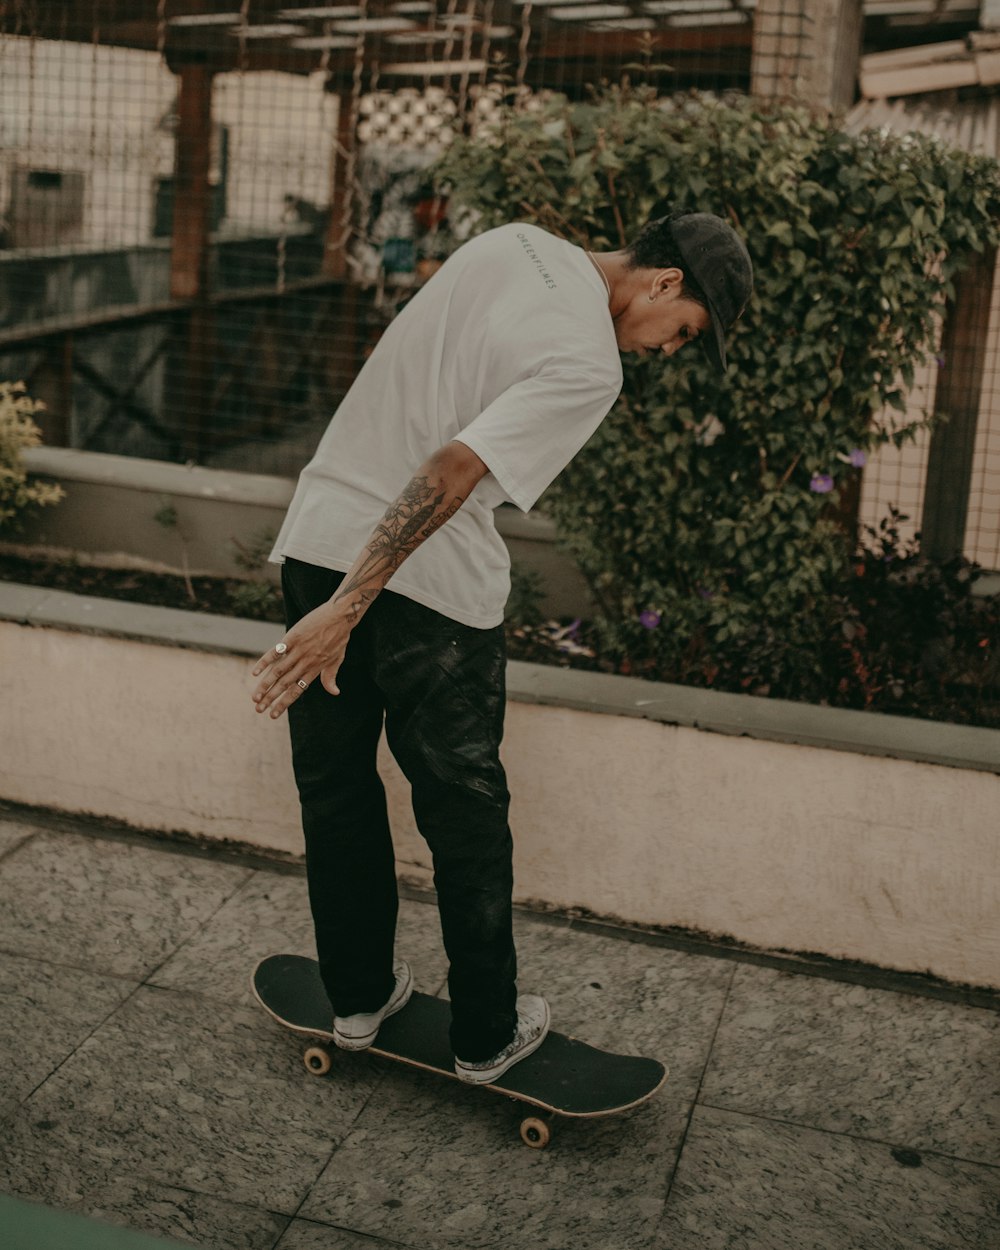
[251,211,752,1085]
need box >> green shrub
[0,382,64,533]
[434,88,1000,698]
[824,510,999,723]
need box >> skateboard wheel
[519,1116,552,1149]
[303,1046,333,1077]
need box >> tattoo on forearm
[334,473,465,617]
[421,496,463,540]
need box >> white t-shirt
[269,222,623,628]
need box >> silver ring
[274,642,287,655]
[296,679,308,690]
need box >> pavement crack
[663,959,738,1207]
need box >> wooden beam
[974,48,1000,85]
[861,39,966,69]
[921,250,997,562]
[4,1,754,90]
[170,63,214,302]
[168,61,216,461]
[860,57,977,98]
[858,33,1000,95]
[0,277,348,352]
[508,25,752,59]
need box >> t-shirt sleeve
[453,366,622,513]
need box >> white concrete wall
[3,616,998,990]
[0,37,336,247]
[213,71,337,234]
[0,40,175,248]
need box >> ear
[650,266,684,300]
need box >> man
[251,211,752,1083]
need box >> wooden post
[831,461,863,550]
[25,334,74,447]
[322,89,364,395]
[323,90,355,280]
[169,61,215,462]
[921,250,997,562]
[751,0,863,109]
[170,63,214,301]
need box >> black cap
[667,213,753,373]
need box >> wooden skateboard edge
[366,1047,671,1120]
[250,967,337,1042]
[250,961,670,1120]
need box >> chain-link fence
[1,0,997,569]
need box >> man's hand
[252,440,489,722]
[251,598,353,719]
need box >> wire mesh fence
[858,255,1000,574]
[845,95,1000,573]
[0,0,997,570]
[965,255,1000,571]
[0,0,797,473]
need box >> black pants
[282,557,518,1061]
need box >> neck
[589,250,633,318]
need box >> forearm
[330,440,488,623]
[251,440,488,717]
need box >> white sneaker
[333,960,413,1051]
[454,995,551,1084]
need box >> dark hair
[624,214,709,308]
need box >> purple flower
[848,449,866,468]
[810,473,834,494]
[639,610,662,630]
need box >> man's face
[613,269,712,359]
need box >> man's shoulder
[468,220,552,240]
[455,221,564,258]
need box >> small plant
[231,529,277,573]
[228,579,282,620]
[824,509,999,722]
[153,498,197,602]
[229,529,282,619]
[152,502,178,530]
[506,564,546,630]
[0,381,64,533]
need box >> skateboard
[251,953,668,1149]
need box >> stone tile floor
[1,811,998,1250]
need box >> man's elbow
[436,440,490,492]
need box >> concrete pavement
[0,810,997,1249]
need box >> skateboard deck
[252,953,668,1148]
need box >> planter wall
[3,581,998,990]
[10,447,593,617]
